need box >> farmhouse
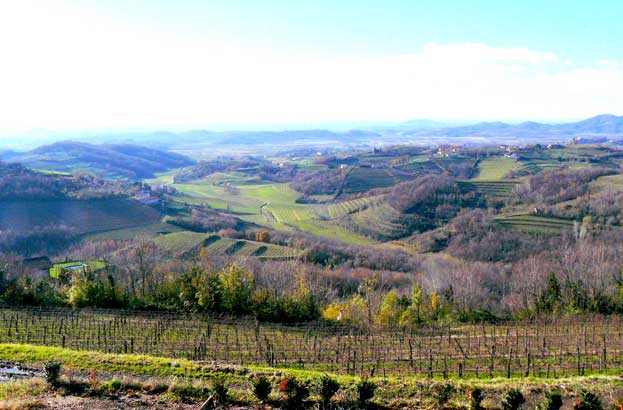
[134,190,161,205]
[23,256,53,272]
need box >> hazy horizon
[1,0,622,135]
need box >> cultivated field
[170,179,374,244]
[314,197,377,219]
[2,308,623,379]
[342,167,398,193]
[151,232,300,259]
[0,199,161,235]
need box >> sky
[0,0,623,133]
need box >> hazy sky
[1,0,623,132]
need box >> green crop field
[0,199,161,235]
[473,157,522,180]
[495,212,575,234]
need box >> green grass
[5,343,623,409]
[473,157,522,180]
[87,222,185,241]
[0,378,46,401]
[170,177,373,244]
[49,260,107,278]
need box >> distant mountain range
[130,114,623,147]
[1,141,194,179]
[1,115,623,156]
[421,114,623,139]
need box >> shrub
[87,368,98,388]
[318,375,340,407]
[433,383,455,408]
[169,382,210,402]
[212,376,229,405]
[44,361,61,388]
[573,392,602,410]
[502,389,525,410]
[356,378,377,409]
[251,375,272,403]
[279,375,310,409]
[468,387,484,410]
[537,391,563,410]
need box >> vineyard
[202,236,300,259]
[2,308,622,380]
[495,213,575,234]
[0,199,161,235]
[348,203,408,239]
[512,160,566,176]
[342,167,398,193]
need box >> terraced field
[348,203,408,240]
[0,199,161,235]
[513,160,566,176]
[151,231,210,256]
[202,235,300,259]
[151,232,301,259]
[495,212,575,234]
[314,196,377,219]
[457,180,520,197]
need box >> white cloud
[0,1,622,132]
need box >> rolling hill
[5,141,194,179]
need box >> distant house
[134,190,161,205]
[23,256,53,272]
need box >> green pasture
[473,157,522,180]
